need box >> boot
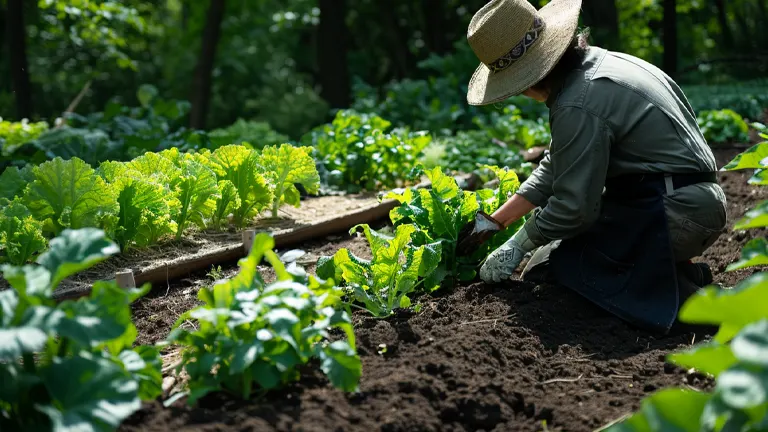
[678,261,713,286]
[669,261,718,336]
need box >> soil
[119,148,764,432]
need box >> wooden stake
[242,229,256,254]
[115,270,136,289]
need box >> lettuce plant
[258,144,320,218]
[384,165,523,288]
[164,233,361,405]
[317,224,441,317]
[605,125,768,431]
[23,157,118,235]
[301,110,431,193]
[208,145,272,227]
[0,201,46,265]
[697,109,750,145]
[0,228,162,432]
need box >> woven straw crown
[465,0,582,106]
[467,0,538,65]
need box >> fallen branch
[539,374,583,385]
[459,313,516,326]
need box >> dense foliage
[317,165,523,316]
[0,143,320,262]
[697,109,751,145]
[0,228,162,431]
[606,125,768,431]
[164,232,361,404]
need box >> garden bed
[119,148,765,432]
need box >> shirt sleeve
[516,150,553,207]
[522,106,613,247]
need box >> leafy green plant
[604,125,768,431]
[171,156,220,239]
[301,110,431,193]
[472,104,552,150]
[425,129,534,180]
[317,224,441,317]
[0,228,162,431]
[697,109,751,145]
[384,165,524,288]
[0,118,49,157]
[163,233,361,405]
[24,157,118,235]
[258,144,320,218]
[208,119,290,149]
[0,201,46,265]
[208,145,272,227]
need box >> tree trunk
[380,1,410,79]
[662,0,678,76]
[189,0,226,129]
[423,0,447,54]
[713,0,733,49]
[317,0,350,109]
[6,0,32,119]
[580,0,620,50]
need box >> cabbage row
[0,144,319,265]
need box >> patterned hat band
[487,16,546,73]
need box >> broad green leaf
[335,248,371,288]
[735,201,768,230]
[119,346,163,401]
[350,224,391,258]
[419,241,443,278]
[209,145,271,226]
[603,388,711,432]
[2,264,52,299]
[266,309,300,351]
[172,159,219,239]
[137,84,159,107]
[668,342,738,376]
[0,289,19,326]
[24,157,118,235]
[722,142,768,171]
[0,201,47,265]
[716,366,768,409]
[317,341,362,392]
[424,166,459,201]
[125,151,182,187]
[212,180,241,228]
[459,191,480,225]
[111,176,173,249]
[259,144,320,216]
[0,166,30,201]
[678,273,768,342]
[727,238,768,271]
[252,362,281,390]
[731,320,768,366]
[749,169,768,186]
[38,352,141,431]
[0,327,48,360]
[36,228,120,289]
[230,341,264,374]
[483,165,521,204]
[419,189,456,238]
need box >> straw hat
[466,0,582,106]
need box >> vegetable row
[0,143,320,265]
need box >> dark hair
[530,28,591,93]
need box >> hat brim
[466,0,583,106]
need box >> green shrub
[697,109,750,144]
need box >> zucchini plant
[163,232,361,405]
[0,228,162,432]
[604,125,768,431]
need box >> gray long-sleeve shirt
[516,46,719,247]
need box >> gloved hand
[456,211,504,256]
[479,226,538,283]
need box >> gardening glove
[456,211,504,257]
[479,226,538,283]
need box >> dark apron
[548,171,718,334]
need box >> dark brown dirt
[120,148,764,432]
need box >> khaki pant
[521,182,728,281]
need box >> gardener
[457,0,728,334]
